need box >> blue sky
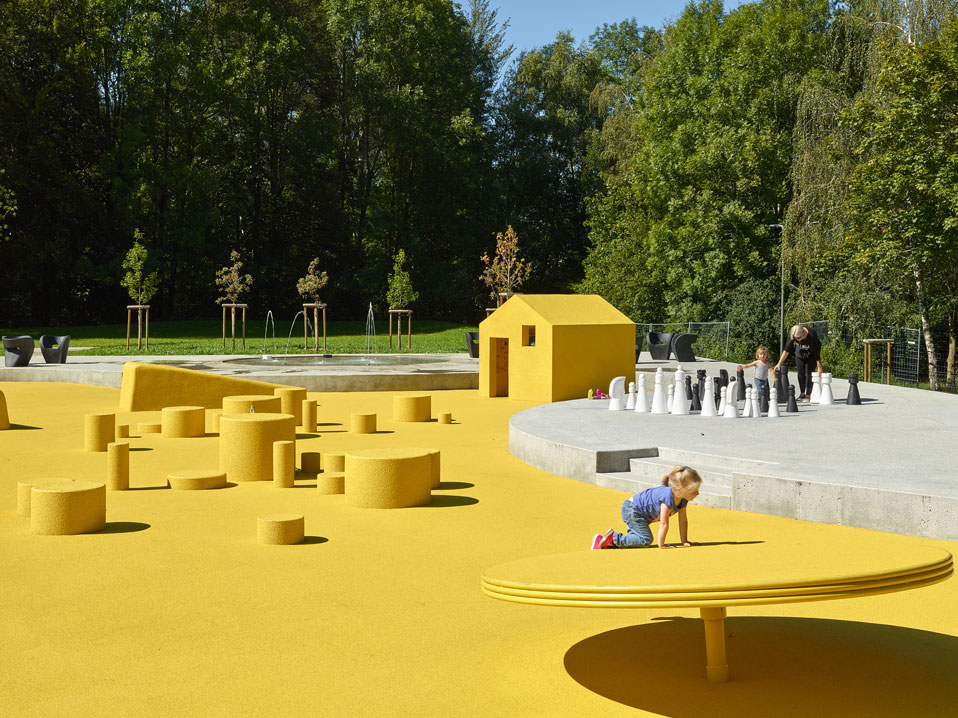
[494,0,747,54]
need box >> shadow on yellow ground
[565,617,958,716]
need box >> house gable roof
[495,294,633,326]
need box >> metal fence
[638,321,730,360]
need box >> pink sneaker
[591,533,603,550]
[599,528,615,549]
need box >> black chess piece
[760,382,769,414]
[847,372,862,405]
[684,375,693,408]
[719,368,729,387]
[697,370,706,404]
[786,385,799,413]
[774,368,786,403]
[713,374,723,403]
[736,368,746,401]
[691,384,702,411]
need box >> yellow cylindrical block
[425,449,441,489]
[30,480,106,535]
[257,514,305,545]
[350,413,377,434]
[301,452,322,473]
[323,452,345,472]
[219,413,296,482]
[107,441,130,491]
[115,423,130,439]
[438,412,452,425]
[167,471,227,490]
[137,422,161,434]
[161,406,205,438]
[207,409,223,434]
[274,387,307,425]
[317,472,345,495]
[222,394,282,415]
[344,448,432,509]
[84,413,115,452]
[17,481,33,517]
[273,440,295,488]
[302,399,317,432]
[393,394,431,422]
[0,389,9,430]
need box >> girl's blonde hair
[755,345,769,359]
[660,465,702,491]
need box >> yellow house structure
[479,294,635,403]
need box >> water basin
[225,354,448,367]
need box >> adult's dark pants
[795,354,815,397]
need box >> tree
[480,226,531,306]
[215,249,253,304]
[297,258,329,303]
[386,248,418,309]
[120,231,160,305]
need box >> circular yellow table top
[482,538,952,609]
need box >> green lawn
[2,319,478,356]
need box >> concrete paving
[509,354,958,541]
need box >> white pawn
[667,383,675,412]
[819,372,834,405]
[626,381,636,410]
[717,385,728,415]
[810,372,822,403]
[651,371,668,414]
[671,368,689,415]
[752,384,761,417]
[767,389,780,418]
[635,374,649,413]
[701,376,716,417]
[742,387,752,417]
[608,376,626,411]
[722,388,739,418]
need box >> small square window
[522,325,536,346]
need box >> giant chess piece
[781,364,791,399]
[701,376,717,417]
[760,382,770,414]
[774,368,786,404]
[819,372,834,406]
[846,373,862,405]
[742,387,753,418]
[696,370,707,405]
[691,384,702,412]
[608,376,626,411]
[786,385,800,413]
[626,381,636,410]
[719,368,729,389]
[725,378,737,411]
[722,387,739,418]
[717,385,728,415]
[736,367,746,401]
[685,375,694,410]
[713,373,723,404]
[667,383,675,412]
[752,385,761,418]
[671,367,690,415]
[810,372,822,403]
[651,370,668,414]
[767,389,780,417]
[636,374,650,412]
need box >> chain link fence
[638,322,730,360]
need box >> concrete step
[595,471,731,510]
[653,447,778,473]
[628,458,733,489]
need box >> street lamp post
[768,224,785,355]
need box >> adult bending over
[774,324,822,401]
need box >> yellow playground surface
[1,379,956,717]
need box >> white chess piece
[717,385,728,415]
[819,372,834,405]
[626,381,636,410]
[666,383,675,412]
[752,383,761,417]
[651,371,668,414]
[722,388,739,418]
[742,387,752,417]
[701,376,716,417]
[767,389,780,417]
[608,376,626,411]
[810,372,822,403]
[635,374,649,413]
[671,367,689,415]
[725,379,737,411]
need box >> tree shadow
[426,494,478,507]
[436,481,475,490]
[564,616,958,717]
[98,521,151,534]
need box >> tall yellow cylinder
[115,423,130,439]
[425,449,441,489]
[107,441,130,491]
[30,480,106,535]
[161,406,205,438]
[350,413,377,434]
[84,413,115,452]
[273,440,295,488]
[0,389,9,430]
[302,399,317,432]
[274,387,307,425]
[700,607,730,682]
[219,413,296,482]
[17,482,33,516]
[393,394,431,422]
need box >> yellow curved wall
[119,362,282,411]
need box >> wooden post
[221,303,248,350]
[302,303,327,350]
[127,305,150,351]
[388,310,412,349]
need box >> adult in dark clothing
[773,324,822,401]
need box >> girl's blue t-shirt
[630,485,686,522]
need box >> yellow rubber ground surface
[1,381,957,717]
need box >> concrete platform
[509,356,958,541]
[0,352,479,391]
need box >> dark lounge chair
[465,331,479,358]
[2,335,34,367]
[40,335,71,363]
[671,333,698,362]
[647,332,673,360]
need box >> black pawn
[714,374,722,403]
[736,368,746,401]
[786,385,799,413]
[697,370,707,404]
[760,383,769,414]
[847,373,862,405]
[691,384,702,411]
[774,368,786,403]
[719,368,729,387]
[684,375,693,408]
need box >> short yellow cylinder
[167,471,227,490]
[393,394,432,422]
[302,399,317,432]
[323,452,345,472]
[0,389,9,430]
[350,413,377,434]
[115,423,130,439]
[207,409,223,434]
[273,440,295,488]
[274,387,307,425]
[258,514,305,545]
[138,422,161,434]
[84,413,115,452]
[438,412,452,424]
[17,481,33,517]
[301,452,322,473]
[317,472,345,495]
[344,448,432,509]
[107,441,130,491]
[219,413,296,482]
[161,406,205,438]
[30,480,106,535]
[222,394,282,415]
